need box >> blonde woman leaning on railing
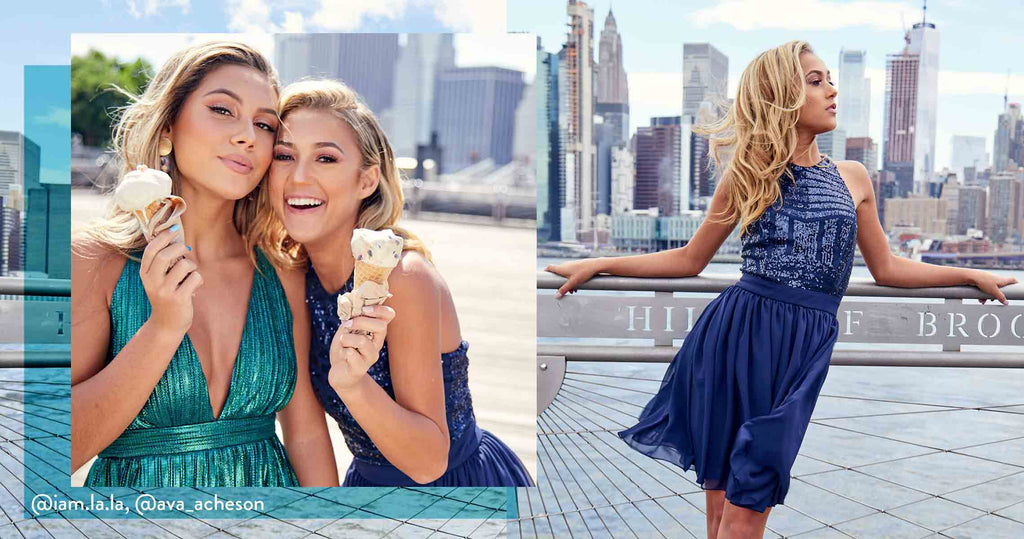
[546,40,1016,539]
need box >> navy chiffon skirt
[619,273,841,513]
[343,422,535,487]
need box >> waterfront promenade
[520,270,1024,537]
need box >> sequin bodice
[739,157,858,297]
[306,266,476,465]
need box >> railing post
[537,355,566,415]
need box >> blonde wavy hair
[695,40,816,237]
[255,78,431,270]
[75,41,279,268]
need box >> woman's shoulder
[71,237,129,305]
[259,249,308,305]
[388,250,443,303]
[834,160,870,182]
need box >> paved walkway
[514,362,1024,538]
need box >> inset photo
[70,32,537,488]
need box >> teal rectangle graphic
[16,63,517,528]
[24,66,70,186]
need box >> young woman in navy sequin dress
[255,79,534,487]
[547,41,1016,538]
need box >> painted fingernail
[341,319,353,328]
[170,224,180,232]
[362,306,373,314]
[187,245,191,251]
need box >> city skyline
[515,0,1024,174]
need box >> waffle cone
[354,260,394,289]
[133,196,186,243]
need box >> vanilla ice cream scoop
[352,228,403,268]
[114,165,172,211]
[336,228,405,329]
[114,165,185,243]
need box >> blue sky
[3,0,1021,172]
[511,0,1024,172]
[0,0,506,134]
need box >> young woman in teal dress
[70,42,345,487]
[253,79,534,486]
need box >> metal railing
[537,271,1024,414]
[0,277,71,368]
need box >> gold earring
[158,137,173,157]
[159,137,173,173]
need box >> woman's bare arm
[840,161,1017,303]
[547,180,738,296]
[70,232,199,471]
[274,265,339,486]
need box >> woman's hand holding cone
[139,227,202,336]
[328,305,396,395]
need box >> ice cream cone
[355,260,394,288]
[115,165,185,243]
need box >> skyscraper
[988,172,1016,244]
[994,102,1023,172]
[846,137,878,174]
[595,8,629,218]
[538,41,562,242]
[883,44,920,198]
[634,117,681,218]
[596,8,628,108]
[682,44,728,119]
[951,135,988,183]
[561,0,597,242]
[0,131,40,198]
[0,132,38,276]
[433,67,526,172]
[682,45,728,213]
[274,34,400,115]
[385,34,456,160]
[958,185,987,234]
[610,142,634,215]
[907,11,941,194]
[837,49,870,138]
[883,5,940,198]
[818,128,847,162]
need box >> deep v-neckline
[183,260,258,422]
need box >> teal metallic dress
[85,248,300,487]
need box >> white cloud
[125,0,190,18]
[33,107,71,129]
[225,0,304,33]
[432,0,506,32]
[305,0,506,32]
[308,0,409,31]
[280,11,305,32]
[72,33,275,73]
[629,72,683,114]
[691,0,915,30]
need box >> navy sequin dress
[306,265,535,487]
[619,156,858,512]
